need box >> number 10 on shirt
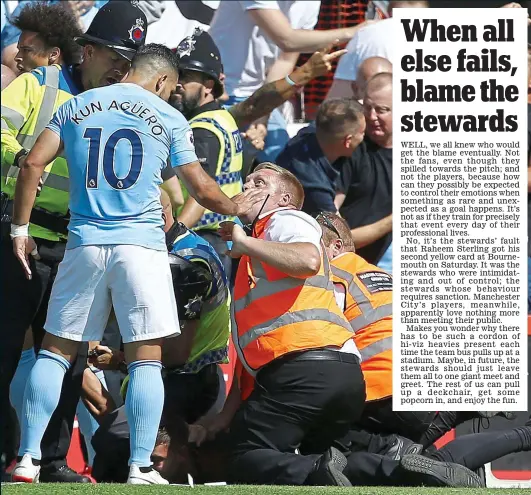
[84,127,144,191]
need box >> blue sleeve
[46,102,69,139]
[170,118,198,168]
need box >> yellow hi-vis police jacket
[177,106,243,230]
[1,64,81,241]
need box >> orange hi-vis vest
[232,210,355,376]
[331,252,393,402]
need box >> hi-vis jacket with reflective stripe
[233,210,354,376]
[1,64,81,241]
[179,108,243,230]
[331,252,393,402]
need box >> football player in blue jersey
[10,43,264,485]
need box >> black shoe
[39,464,92,483]
[399,454,484,488]
[306,447,352,486]
[384,435,424,460]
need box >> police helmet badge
[177,28,203,57]
[128,17,145,44]
[184,294,203,318]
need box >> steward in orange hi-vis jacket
[219,163,366,487]
[330,251,392,402]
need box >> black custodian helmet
[168,253,213,320]
[74,0,148,61]
[176,28,224,98]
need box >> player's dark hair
[131,43,180,77]
[316,98,364,140]
[12,2,82,66]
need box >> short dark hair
[132,43,179,77]
[12,2,82,66]
[316,98,364,140]
[316,212,356,252]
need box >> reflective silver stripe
[233,275,330,313]
[42,173,69,192]
[239,308,353,349]
[1,106,25,130]
[331,265,393,332]
[360,336,392,361]
[19,66,60,149]
[1,161,13,178]
[2,163,19,181]
[1,119,10,130]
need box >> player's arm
[13,129,63,226]
[229,45,346,130]
[12,128,63,279]
[1,72,41,166]
[178,128,220,228]
[171,120,267,217]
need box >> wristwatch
[14,148,29,168]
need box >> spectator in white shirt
[209,1,372,162]
[326,0,427,100]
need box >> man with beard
[0,1,147,483]
[171,28,344,275]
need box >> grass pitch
[3,485,531,495]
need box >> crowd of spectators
[1,0,530,487]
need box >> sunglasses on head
[313,212,341,239]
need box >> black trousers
[228,351,366,485]
[356,398,436,444]
[0,237,87,467]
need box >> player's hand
[219,221,248,258]
[232,188,268,217]
[13,235,39,280]
[88,345,124,370]
[304,42,348,79]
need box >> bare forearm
[242,237,320,278]
[177,166,238,216]
[351,215,392,249]
[230,64,312,129]
[280,27,353,52]
[178,197,206,228]
[13,161,42,225]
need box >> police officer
[171,29,244,276]
[170,29,348,276]
[0,2,148,482]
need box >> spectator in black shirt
[276,98,365,214]
[335,72,393,266]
